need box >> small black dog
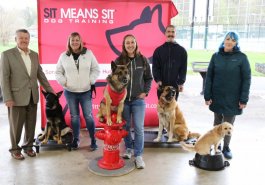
[39,90,65,144]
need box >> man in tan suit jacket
[0,29,54,160]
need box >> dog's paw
[215,149,222,154]
[41,140,48,144]
[167,138,173,142]
[53,135,58,141]
[179,141,186,145]
[106,120,113,126]
[153,137,161,142]
[172,138,180,142]
[99,117,105,123]
[57,140,63,145]
[38,134,44,140]
[116,118,122,124]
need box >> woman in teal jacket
[204,31,251,159]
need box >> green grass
[1,41,264,76]
[244,51,265,76]
[187,49,265,76]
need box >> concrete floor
[0,75,265,185]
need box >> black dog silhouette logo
[106,4,166,62]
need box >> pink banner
[38,0,178,128]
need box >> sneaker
[222,146,232,159]
[123,148,133,159]
[90,143,98,151]
[71,138,79,150]
[135,156,145,169]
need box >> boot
[222,146,232,159]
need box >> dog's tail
[188,131,201,139]
[180,141,196,152]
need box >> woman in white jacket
[55,32,100,151]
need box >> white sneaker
[135,156,145,169]
[123,148,133,159]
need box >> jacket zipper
[73,56,80,89]
[128,58,135,101]
[168,45,171,83]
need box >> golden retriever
[153,86,201,142]
[180,122,233,155]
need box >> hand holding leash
[5,100,15,107]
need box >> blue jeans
[64,90,96,145]
[123,99,145,157]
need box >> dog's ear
[157,85,164,99]
[158,84,164,91]
[217,124,224,135]
[57,91,63,98]
[41,90,48,97]
[111,61,117,73]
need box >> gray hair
[15,29,30,37]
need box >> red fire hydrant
[95,114,128,170]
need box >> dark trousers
[199,72,207,95]
[213,113,236,147]
[8,95,37,153]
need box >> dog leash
[90,82,108,99]
[91,84,96,99]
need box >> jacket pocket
[11,87,19,92]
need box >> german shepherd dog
[97,61,130,125]
[154,86,201,142]
[38,91,65,144]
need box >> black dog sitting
[39,90,66,144]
